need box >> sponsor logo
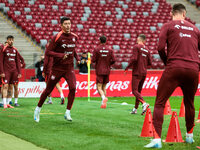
[8,58,15,61]
[61,80,130,95]
[142,54,147,57]
[7,53,16,57]
[143,76,159,90]
[175,25,193,31]
[179,32,191,38]
[100,50,109,53]
[141,48,148,53]
[62,44,76,48]
[181,26,193,31]
[61,76,160,93]
[64,51,73,55]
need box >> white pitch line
[89,100,200,113]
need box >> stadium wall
[18,70,200,98]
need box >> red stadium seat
[3,0,195,69]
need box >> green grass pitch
[0,96,200,150]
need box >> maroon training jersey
[92,44,115,75]
[0,45,21,74]
[46,31,80,71]
[158,20,200,71]
[18,52,25,68]
[43,50,53,75]
[125,44,151,76]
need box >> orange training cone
[140,108,154,137]
[196,108,200,123]
[164,111,184,142]
[179,100,185,117]
[164,100,172,115]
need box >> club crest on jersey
[51,75,55,80]
[72,37,76,42]
[13,49,16,53]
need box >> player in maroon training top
[34,17,80,122]
[0,35,21,109]
[42,40,65,105]
[145,4,200,148]
[125,34,151,115]
[92,36,115,109]
[7,51,25,106]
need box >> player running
[124,34,151,115]
[42,40,65,105]
[0,35,21,109]
[145,3,200,148]
[34,17,80,122]
[92,36,115,109]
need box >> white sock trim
[3,98,6,105]
[133,108,137,111]
[15,98,18,103]
[7,98,12,104]
[61,93,64,99]
[66,109,70,114]
[186,133,193,137]
[153,138,161,142]
[48,96,52,101]
[101,95,105,100]
[36,106,41,112]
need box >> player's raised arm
[46,35,65,58]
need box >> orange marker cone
[164,100,172,115]
[164,111,184,142]
[179,100,185,117]
[140,108,154,137]
[196,108,200,123]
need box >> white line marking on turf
[89,100,199,113]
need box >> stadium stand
[187,0,200,8]
[0,0,198,69]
